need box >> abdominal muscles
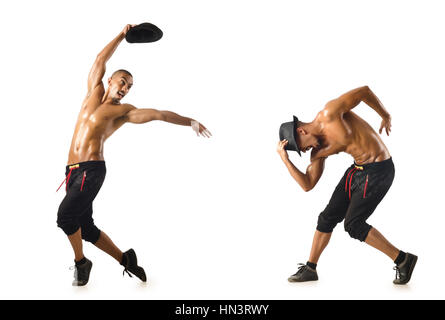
[68,118,106,164]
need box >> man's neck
[102,93,121,105]
[301,121,323,137]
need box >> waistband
[352,157,393,171]
[65,160,106,171]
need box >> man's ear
[297,127,307,135]
[108,77,112,85]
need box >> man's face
[296,130,320,153]
[108,73,133,101]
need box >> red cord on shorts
[56,164,80,192]
[348,168,358,200]
[363,174,368,198]
[57,168,74,192]
[80,171,86,191]
[345,168,355,192]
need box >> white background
[0,0,443,300]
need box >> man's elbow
[157,111,167,121]
[359,85,372,97]
[301,184,314,192]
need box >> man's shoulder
[315,107,337,123]
[119,103,136,110]
[317,97,350,122]
[86,82,105,99]
[310,153,328,163]
[95,103,137,122]
[310,149,330,162]
[110,103,136,116]
[82,83,105,107]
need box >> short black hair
[111,69,133,79]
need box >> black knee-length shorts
[56,161,106,244]
[316,158,395,241]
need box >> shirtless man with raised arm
[56,24,211,286]
[277,86,416,284]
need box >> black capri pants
[56,161,106,244]
[316,157,395,242]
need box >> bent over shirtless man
[56,25,211,286]
[277,86,416,284]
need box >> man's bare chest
[82,103,126,125]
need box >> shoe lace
[71,264,90,280]
[294,263,307,276]
[123,267,133,278]
[69,265,79,280]
[393,266,401,280]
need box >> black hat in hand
[125,23,163,43]
[279,116,301,156]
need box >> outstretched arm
[87,24,135,94]
[277,140,325,192]
[324,86,392,135]
[122,107,211,137]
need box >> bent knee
[81,224,101,244]
[317,214,342,234]
[344,221,372,242]
[57,214,80,236]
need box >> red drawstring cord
[348,168,358,200]
[345,166,367,200]
[80,171,86,191]
[56,176,67,192]
[56,168,74,192]
[345,168,355,191]
[56,165,83,192]
[363,174,369,198]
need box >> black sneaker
[393,252,417,285]
[288,263,318,282]
[121,249,147,282]
[71,258,93,286]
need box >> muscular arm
[324,86,392,135]
[277,141,326,192]
[87,25,134,94]
[124,107,194,125]
[283,157,326,192]
[118,106,211,137]
[325,86,390,119]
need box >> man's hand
[379,114,392,136]
[122,24,137,36]
[277,139,289,160]
[191,120,212,138]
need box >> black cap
[279,116,301,156]
[125,23,163,43]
